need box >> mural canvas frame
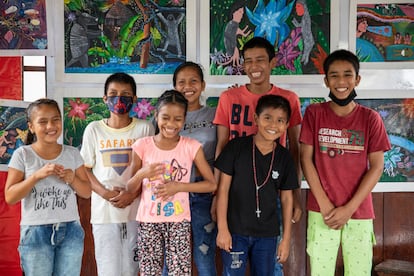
[200,0,341,84]
[53,0,196,83]
[0,0,54,56]
[349,0,414,69]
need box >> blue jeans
[221,234,277,276]
[18,220,85,276]
[190,192,217,276]
[163,192,217,276]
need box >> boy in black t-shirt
[215,95,298,276]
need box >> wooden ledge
[375,259,414,275]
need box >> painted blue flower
[32,38,47,49]
[378,110,389,119]
[246,0,295,46]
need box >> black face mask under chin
[329,89,357,106]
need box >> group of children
[4,36,390,276]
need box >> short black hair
[104,72,137,96]
[241,37,276,61]
[323,49,360,76]
[255,94,291,122]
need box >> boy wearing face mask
[80,72,154,276]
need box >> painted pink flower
[134,99,155,119]
[68,99,89,120]
[275,27,303,71]
[276,37,301,71]
[169,0,184,6]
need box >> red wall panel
[0,57,22,275]
[0,57,22,100]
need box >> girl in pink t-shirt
[127,90,216,276]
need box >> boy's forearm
[281,190,293,241]
[293,188,302,205]
[216,199,229,232]
[216,179,230,232]
[300,145,331,209]
[215,125,230,159]
[86,168,109,197]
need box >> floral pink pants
[137,221,191,275]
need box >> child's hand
[320,201,335,220]
[57,167,75,185]
[109,187,137,208]
[155,181,179,201]
[103,189,120,201]
[140,162,166,181]
[216,229,232,252]
[324,206,353,230]
[276,239,290,263]
[35,163,64,180]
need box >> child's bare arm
[67,165,91,199]
[301,143,334,217]
[215,125,230,162]
[216,172,233,252]
[5,163,64,204]
[287,124,303,223]
[126,152,164,194]
[86,168,119,201]
[278,189,293,262]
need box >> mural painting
[64,0,186,74]
[209,0,331,75]
[356,98,414,182]
[356,3,414,62]
[0,100,28,171]
[0,0,47,50]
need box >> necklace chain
[253,139,275,218]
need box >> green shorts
[307,211,376,276]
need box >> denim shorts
[18,220,84,276]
